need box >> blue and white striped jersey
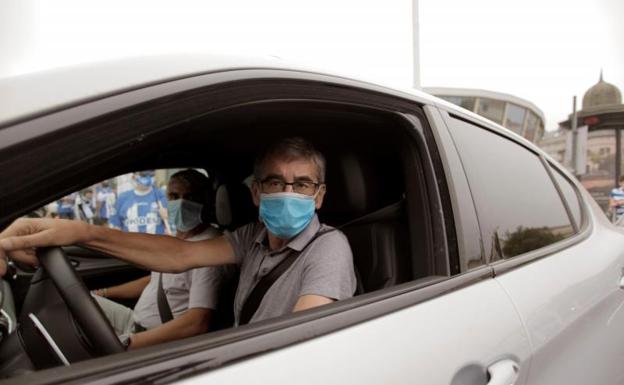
[109,188,168,234]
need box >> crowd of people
[43,172,169,232]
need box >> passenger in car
[0,137,357,331]
[92,169,230,349]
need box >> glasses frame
[259,178,322,196]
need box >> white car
[0,55,623,385]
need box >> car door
[440,107,624,384]
[0,68,532,385]
[494,171,624,384]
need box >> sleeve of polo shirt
[187,267,224,310]
[298,230,357,301]
[223,223,261,265]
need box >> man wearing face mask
[109,171,169,235]
[92,169,229,349]
[0,137,357,328]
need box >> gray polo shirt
[133,227,227,329]
[225,214,356,325]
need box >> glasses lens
[293,181,316,195]
[262,179,285,193]
[261,179,318,195]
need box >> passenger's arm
[0,218,236,275]
[128,308,212,350]
[95,275,151,299]
[292,295,334,312]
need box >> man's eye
[294,182,309,189]
[269,181,283,187]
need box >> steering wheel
[37,247,124,356]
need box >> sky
[1,0,622,131]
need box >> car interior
[0,100,454,378]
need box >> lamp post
[412,0,420,89]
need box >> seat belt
[238,200,405,325]
[239,229,334,325]
[157,273,174,324]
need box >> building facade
[425,87,546,143]
[542,73,624,212]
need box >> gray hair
[253,137,326,182]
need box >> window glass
[524,112,539,141]
[551,166,582,228]
[35,168,194,234]
[504,103,526,135]
[448,117,575,261]
[440,96,476,112]
[476,98,505,124]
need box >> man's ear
[314,184,326,210]
[251,181,261,207]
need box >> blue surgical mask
[168,199,203,232]
[259,192,316,240]
[136,176,153,187]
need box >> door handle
[619,275,624,290]
[486,359,519,385]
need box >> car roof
[0,54,292,127]
[0,53,436,128]
[0,53,542,155]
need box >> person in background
[609,175,624,225]
[95,180,116,226]
[56,193,77,220]
[109,171,169,235]
[93,169,229,349]
[74,188,95,224]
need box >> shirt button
[261,268,268,275]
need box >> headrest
[215,183,257,229]
[320,152,379,223]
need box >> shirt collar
[253,214,321,252]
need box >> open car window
[0,76,465,384]
[30,169,196,228]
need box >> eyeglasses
[260,178,321,196]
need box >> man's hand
[0,218,88,275]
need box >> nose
[283,183,294,192]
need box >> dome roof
[582,72,622,109]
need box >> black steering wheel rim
[37,247,124,355]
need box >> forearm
[292,295,334,313]
[85,225,201,273]
[129,308,212,349]
[0,218,235,274]
[100,275,151,299]
[85,226,183,272]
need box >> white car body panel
[495,191,624,384]
[178,279,531,385]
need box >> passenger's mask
[259,192,315,239]
[136,176,153,187]
[168,199,203,232]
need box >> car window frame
[436,106,593,276]
[0,71,499,384]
